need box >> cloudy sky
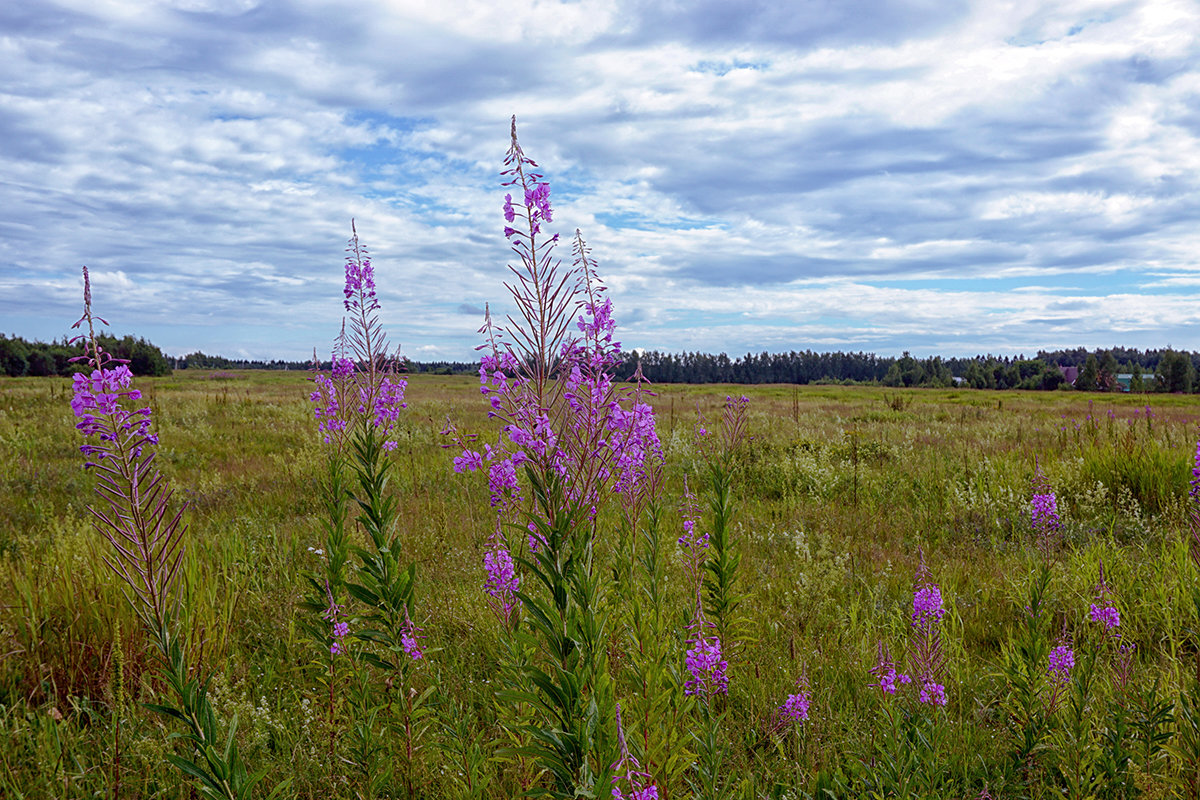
[3,0,1199,362]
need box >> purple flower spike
[1032,492,1060,533]
[483,538,519,624]
[684,609,729,699]
[779,689,812,722]
[1190,437,1200,501]
[1090,604,1120,630]
[69,266,184,631]
[1031,461,1061,556]
[909,556,949,707]
[918,680,948,707]
[875,667,911,695]
[400,607,425,661]
[323,589,349,657]
[912,583,946,630]
[1048,644,1075,684]
[1090,558,1121,638]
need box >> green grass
[2,372,1198,798]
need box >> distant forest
[3,333,1196,393]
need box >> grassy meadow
[2,369,1199,798]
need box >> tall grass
[3,369,1198,797]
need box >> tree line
[0,334,171,377]
[3,333,1195,392]
[612,348,1197,392]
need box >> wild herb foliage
[4,122,1200,799]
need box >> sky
[2,0,1199,362]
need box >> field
[2,369,1200,798]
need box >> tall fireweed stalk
[1031,461,1061,558]
[910,555,949,708]
[1189,434,1200,572]
[70,267,284,800]
[679,477,731,800]
[451,117,663,797]
[306,223,429,797]
[305,221,411,640]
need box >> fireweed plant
[69,267,284,800]
[305,223,428,797]
[674,472,734,800]
[857,558,951,796]
[996,468,1066,788]
[450,118,667,797]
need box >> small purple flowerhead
[453,449,484,473]
[400,607,425,661]
[323,591,349,657]
[483,538,519,624]
[1048,644,1075,685]
[876,667,911,695]
[1031,462,1061,555]
[1090,604,1120,631]
[912,582,946,630]
[779,685,812,723]
[684,609,729,699]
[487,456,523,510]
[677,479,707,551]
[918,680,948,707]
[684,634,729,698]
[869,644,910,697]
[1089,558,1120,637]
[1032,491,1059,533]
[343,223,377,315]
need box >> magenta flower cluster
[501,156,552,239]
[324,596,349,656]
[912,583,946,629]
[71,364,158,462]
[310,366,407,449]
[1090,604,1120,631]
[343,249,378,315]
[1089,559,1121,638]
[483,540,519,622]
[612,785,659,800]
[461,119,667,624]
[373,376,408,444]
[1030,463,1061,543]
[400,609,425,661]
[875,665,911,695]
[1048,644,1075,684]
[610,398,663,503]
[677,479,707,553]
[919,681,947,706]
[1031,492,1060,535]
[310,225,407,450]
[310,370,348,444]
[910,567,949,707]
[779,688,812,723]
[678,518,705,550]
[684,624,729,698]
